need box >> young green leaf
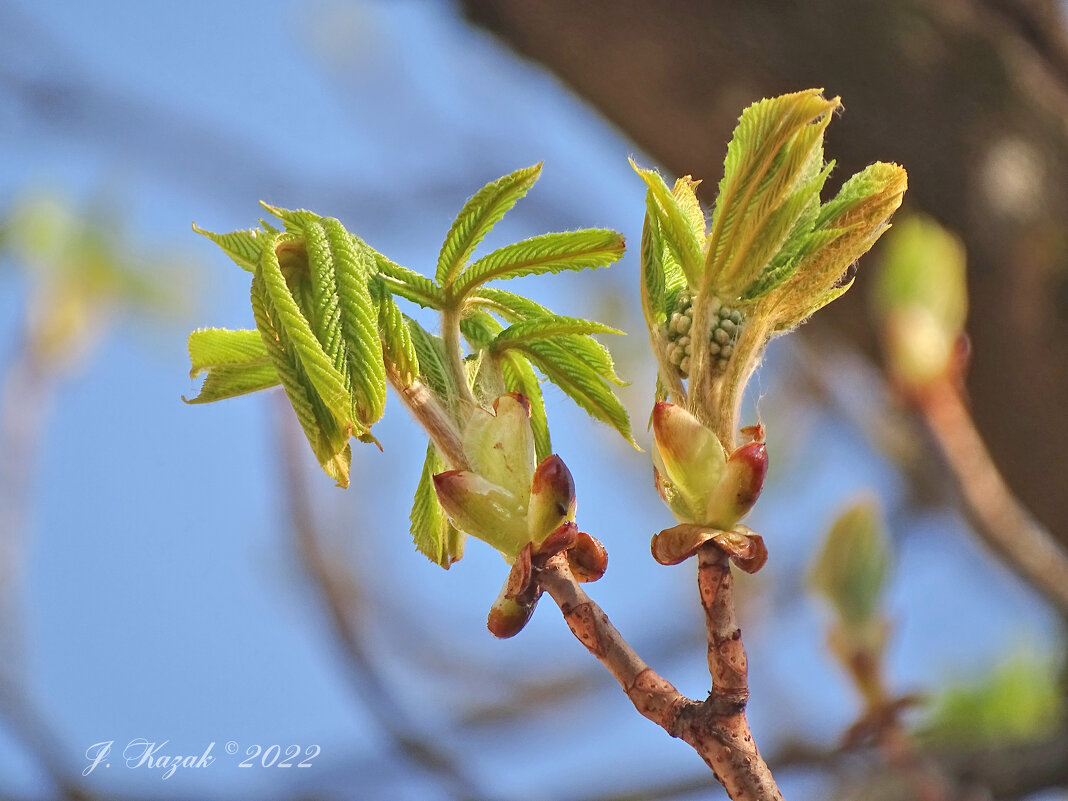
[188,328,270,375]
[516,339,636,448]
[452,229,624,298]
[468,287,550,322]
[410,442,465,568]
[705,90,840,295]
[185,327,279,404]
[639,197,668,328]
[436,164,543,289]
[369,246,446,309]
[377,288,420,385]
[493,316,622,350]
[631,161,704,287]
[192,225,266,273]
[260,202,320,235]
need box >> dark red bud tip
[530,454,575,506]
[487,596,538,639]
[567,532,608,582]
[493,392,531,417]
[534,521,579,559]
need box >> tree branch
[917,379,1068,615]
[537,552,783,801]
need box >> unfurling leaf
[372,248,446,309]
[705,90,840,296]
[631,161,704,287]
[405,317,458,408]
[191,225,266,273]
[184,328,279,403]
[251,269,352,487]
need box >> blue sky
[0,2,1060,799]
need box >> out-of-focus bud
[810,499,891,633]
[651,402,726,522]
[705,438,769,530]
[871,216,968,391]
[528,455,577,545]
[432,469,527,557]
[567,532,608,582]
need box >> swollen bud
[651,402,726,522]
[528,455,577,545]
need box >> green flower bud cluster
[664,291,744,378]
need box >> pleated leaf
[639,197,668,328]
[705,90,840,293]
[256,233,353,432]
[410,442,465,568]
[321,218,387,427]
[377,289,420,384]
[251,271,352,486]
[436,164,542,288]
[453,229,624,298]
[192,225,266,273]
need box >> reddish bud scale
[567,532,608,582]
[729,441,768,513]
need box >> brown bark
[538,553,783,801]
